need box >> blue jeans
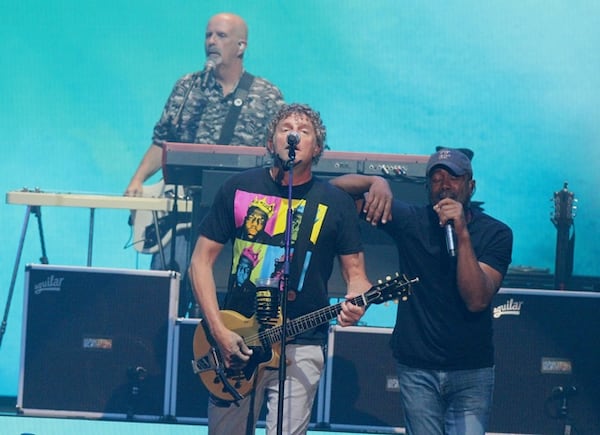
[396,363,494,435]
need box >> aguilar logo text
[492,297,523,318]
[33,275,65,294]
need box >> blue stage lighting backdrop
[1,1,599,396]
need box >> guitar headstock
[365,273,419,306]
[551,182,576,228]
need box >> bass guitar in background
[551,182,576,290]
[129,180,192,254]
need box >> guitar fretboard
[244,276,417,348]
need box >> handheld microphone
[286,131,300,161]
[445,220,456,257]
[201,59,216,88]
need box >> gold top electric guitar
[191,274,418,402]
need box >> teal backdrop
[1,1,599,396]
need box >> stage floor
[1,414,409,435]
[0,414,531,435]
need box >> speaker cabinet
[324,290,600,435]
[169,318,210,423]
[170,318,323,426]
[17,264,179,420]
[490,288,600,434]
[323,325,405,432]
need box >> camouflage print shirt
[152,70,285,147]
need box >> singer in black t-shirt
[332,147,513,435]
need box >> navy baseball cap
[426,148,472,177]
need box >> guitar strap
[217,71,255,145]
[288,179,325,292]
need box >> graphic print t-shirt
[199,168,363,344]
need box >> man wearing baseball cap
[426,147,473,177]
[331,147,513,435]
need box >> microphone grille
[287,131,300,146]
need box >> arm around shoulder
[330,175,393,225]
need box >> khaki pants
[208,344,324,435]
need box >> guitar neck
[288,294,366,336]
[246,275,415,348]
[257,293,368,348]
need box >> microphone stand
[276,150,295,435]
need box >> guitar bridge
[191,357,213,374]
